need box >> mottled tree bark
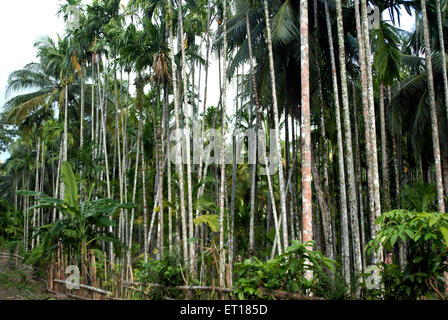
[167,0,189,267]
[353,83,366,271]
[379,83,391,210]
[436,0,448,135]
[246,11,264,257]
[421,0,445,212]
[219,0,228,288]
[263,0,289,252]
[178,0,196,276]
[324,1,350,285]
[335,0,363,284]
[300,0,313,284]
[360,1,383,265]
[311,148,334,260]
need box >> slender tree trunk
[196,0,211,234]
[421,0,446,212]
[335,0,363,283]
[167,0,188,268]
[126,77,143,279]
[156,90,165,260]
[142,126,149,262]
[53,142,62,220]
[228,66,240,287]
[218,0,228,288]
[379,83,391,210]
[61,84,69,201]
[32,138,41,250]
[353,82,366,270]
[23,176,29,251]
[97,58,111,199]
[311,148,334,260]
[300,0,313,283]
[324,1,350,285]
[246,10,282,257]
[443,153,448,199]
[361,1,384,264]
[436,0,448,134]
[80,71,85,149]
[246,11,259,257]
[389,85,401,208]
[98,58,113,264]
[91,54,95,145]
[263,0,289,252]
[178,0,195,276]
[313,0,329,194]
[355,0,377,264]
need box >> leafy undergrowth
[0,254,51,300]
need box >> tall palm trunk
[360,1,383,263]
[436,0,448,132]
[60,83,69,203]
[91,55,95,145]
[324,1,350,285]
[32,138,41,249]
[166,88,173,255]
[196,2,211,271]
[335,0,362,281]
[246,9,270,256]
[246,11,257,257]
[97,58,111,199]
[421,0,445,213]
[155,89,165,260]
[300,0,312,280]
[263,0,289,252]
[229,67,240,287]
[219,0,228,288]
[353,82,366,270]
[98,58,113,264]
[80,70,85,149]
[246,9,282,257]
[115,66,125,264]
[79,68,85,200]
[355,0,378,264]
[167,0,188,267]
[311,148,334,260]
[313,0,329,195]
[127,77,143,279]
[178,0,195,276]
[379,83,390,209]
[434,0,448,292]
[388,86,401,209]
[141,139,149,261]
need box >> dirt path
[0,253,51,300]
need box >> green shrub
[233,240,338,299]
[135,252,186,299]
[312,269,348,300]
[367,209,448,300]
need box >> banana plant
[17,161,133,256]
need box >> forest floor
[0,253,51,300]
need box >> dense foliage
[0,0,448,300]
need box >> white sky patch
[0,0,66,100]
[0,0,66,162]
[382,5,415,31]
